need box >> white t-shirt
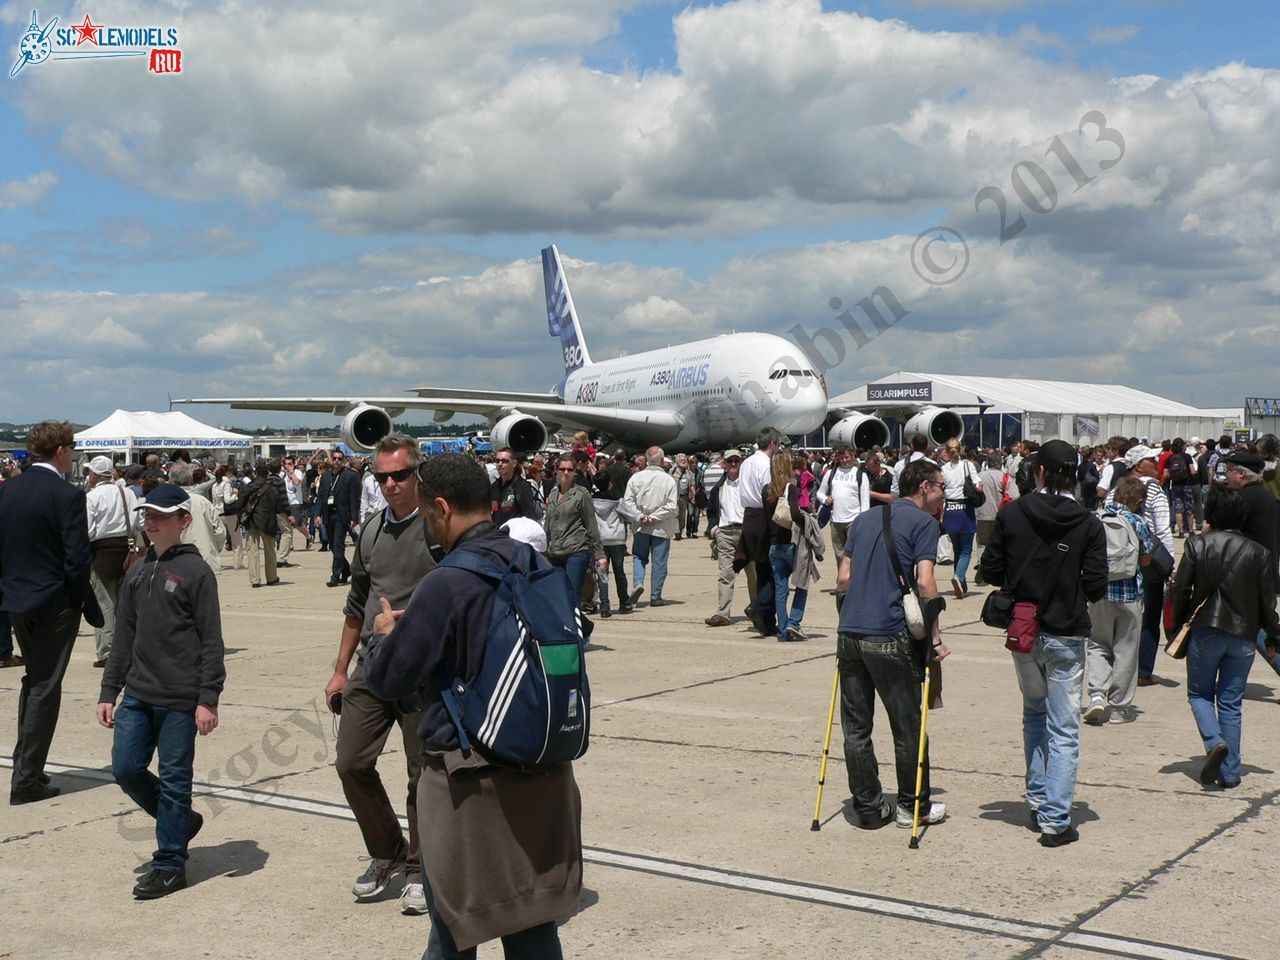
[819,465,869,524]
[718,477,745,525]
[738,450,772,510]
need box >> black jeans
[837,632,930,815]
[1138,576,1164,679]
[598,543,627,608]
[328,520,352,581]
[748,559,776,631]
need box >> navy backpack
[438,543,591,767]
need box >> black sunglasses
[374,466,415,484]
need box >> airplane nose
[777,382,827,435]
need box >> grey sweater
[100,543,224,711]
[344,508,440,657]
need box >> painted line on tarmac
[3,756,1241,960]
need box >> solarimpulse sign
[867,382,932,403]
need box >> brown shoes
[0,656,24,668]
[704,614,731,627]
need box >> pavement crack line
[1,756,1243,960]
[1008,788,1280,960]
[596,652,831,707]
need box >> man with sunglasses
[320,449,362,587]
[326,433,440,915]
[490,447,540,524]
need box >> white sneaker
[1083,697,1106,724]
[352,858,400,898]
[400,878,428,915]
[896,801,946,827]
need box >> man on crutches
[831,460,951,831]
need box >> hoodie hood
[1017,492,1095,541]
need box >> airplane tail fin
[542,244,592,377]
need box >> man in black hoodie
[980,439,1107,848]
[97,484,225,899]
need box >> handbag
[771,483,792,529]
[1148,538,1175,581]
[119,487,147,574]
[1164,592,1210,660]
[980,525,1070,654]
[881,504,927,640]
[963,462,986,509]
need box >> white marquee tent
[75,409,253,460]
[829,372,1228,447]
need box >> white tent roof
[75,409,253,451]
[831,372,1212,416]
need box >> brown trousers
[335,662,424,874]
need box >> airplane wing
[176,396,685,443]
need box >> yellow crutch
[908,657,933,849]
[810,667,840,831]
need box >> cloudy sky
[3,0,1277,428]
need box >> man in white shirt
[705,451,753,627]
[736,427,781,635]
[282,456,310,550]
[84,455,138,668]
[818,445,872,611]
[891,434,932,497]
[360,459,388,527]
[623,446,679,606]
[1095,437,1131,502]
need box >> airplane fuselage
[560,332,827,451]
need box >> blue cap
[139,483,191,514]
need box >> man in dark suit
[0,420,99,804]
[321,450,361,587]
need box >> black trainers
[133,868,187,899]
[1038,825,1079,848]
[1200,742,1229,785]
[846,798,894,830]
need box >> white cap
[501,517,547,553]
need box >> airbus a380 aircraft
[179,246,837,454]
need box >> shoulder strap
[117,485,136,541]
[880,503,914,595]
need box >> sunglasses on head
[374,466,415,484]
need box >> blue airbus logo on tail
[542,245,591,379]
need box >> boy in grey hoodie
[97,484,225,899]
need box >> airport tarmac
[1,534,1274,960]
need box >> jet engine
[827,413,890,451]
[491,413,549,453]
[341,404,394,452]
[903,406,964,445]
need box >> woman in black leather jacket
[1168,487,1280,788]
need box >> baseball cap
[1189,436,1202,445]
[1222,449,1264,472]
[139,483,191,514]
[1034,439,1077,473]
[87,455,113,476]
[501,516,547,553]
[1124,445,1159,470]
[722,449,743,461]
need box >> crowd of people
[2,418,1279,954]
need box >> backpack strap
[438,549,508,581]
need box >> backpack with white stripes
[437,543,591,767]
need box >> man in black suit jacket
[0,420,100,804]
[320,450,361,587]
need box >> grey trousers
[1086,597,1143,707]
[714,526,744,618]
[89,568,123,661]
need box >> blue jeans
[111,696,198,871]
[1187,627,1254,785]
[420,859,563,960]
[1012,633,1085,834]
[1138,576,1164,678]
[550,551,590,603]
[632,533,670,600]
[837,632,929,815]
[768,544,808,638]
[948,533,974,586]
